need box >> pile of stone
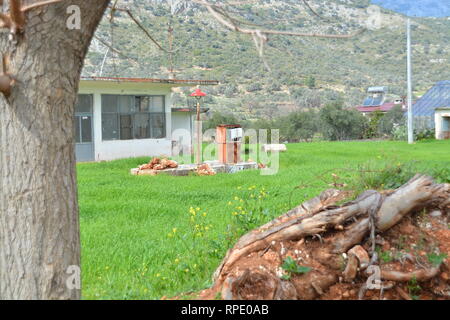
[196,163,216,176]
[132,157,178,175]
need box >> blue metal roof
[413,81,450,117]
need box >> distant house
[355,86,405,115]
[75,77,218,162]
[412,80,450,140]
[355,82,450,140]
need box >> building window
[74,94,93,143]
[101,95,166,141]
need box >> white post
[407,18,414,144]
[195,100,202,165]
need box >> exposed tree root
[381,266,441,282]
[207,175,450,300]
[395,286,412,300]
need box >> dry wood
[348,245,370,270]
[376,175,446,231]
[9,0,25,32]
[211,175,450,299]
[395,286,413,300]
[0,12,12,28]
[343,254,358,282]
[214,189,381,284]
[0,0,61,35]
[213,189,349,282]
[381,266,441,282]
[0,54,14,98]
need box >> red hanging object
[190,88,207,97]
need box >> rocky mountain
[83,0,450,120]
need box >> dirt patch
[197,208,449,300]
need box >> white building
[410,80,450,139]
[435,108,450,140]
[75,77,217,162]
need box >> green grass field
[77,140,450,299]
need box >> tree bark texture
[0,0,109,299]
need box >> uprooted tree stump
[203,175,450,300]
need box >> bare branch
[381,265,441,282]
[214,5,265,28]
[195,0,365,39]
[221,0,258,5]
[1,54,8,73]
[0,0,61,34]
[9,0,25,30]
[109,6,178,54]
[0,12,12,28]
[194,0,364,72]
[302,0,332,22]
[109,0,120,22]
[93,35,139,64]
[21,0,61,13]
[0,53,14,98]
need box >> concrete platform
[131,161,258,176]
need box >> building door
[75,95,94,161]
[443,117,450,139]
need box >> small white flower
[275,267,284,278]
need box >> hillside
[83,0,450,120]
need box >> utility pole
[407,18,414,144]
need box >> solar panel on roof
[363,97,373,106]
[372,97,383,106]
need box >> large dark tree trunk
[0,0,109,299]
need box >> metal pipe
[407,18,414,144]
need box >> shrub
[415,128,435,141]
[203,112,240,131]
[351,160,418,192]
[364,110,384,138]
[280,110,318,142]
[304,75,316,89]
[378,106,406,137]
[391,125,435,141]
[319,102,367,141]
[392,124,407,141]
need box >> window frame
[75,94,94,144]
[101,94,166,141]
